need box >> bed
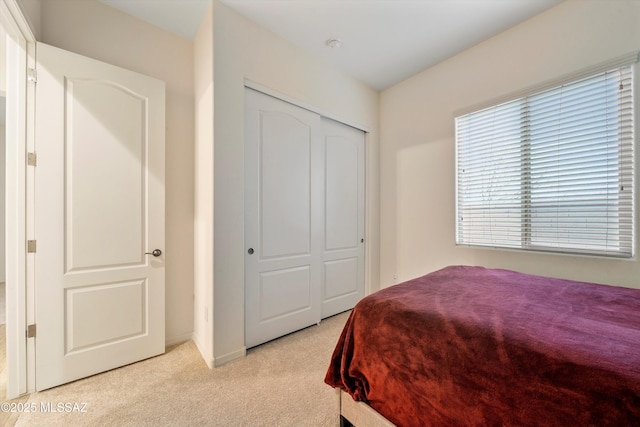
[325,265,640,427]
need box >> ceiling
[99,0,563,90]
[98,0,212,40]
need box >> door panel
[324,258,359,300]
[259,266,311,320]
[35,42,165,390]
[66,79,146,271]
[245,88,321,348]
[65,279,146,352]
[260,112,311,258]
[321,118,365,318]
[325,134,360,250]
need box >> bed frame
[337,389,396,427]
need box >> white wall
[193,3,214,366]
[38,0,196,343]
[211,0,379,364]
[380,0,640,288]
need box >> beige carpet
[6,312,349,427]
[0,325,29,427]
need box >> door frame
[1,0,35,398]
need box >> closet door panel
[321,118,365,318]
[244,88,322,348]
[260,111,311,258]
[325,136,359,250]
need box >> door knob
[248,248,254,255]
[145,249,162,257]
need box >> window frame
[454,54,637,258]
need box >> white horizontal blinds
[527,66,634,256]
[456,99,525,248]
[456,64,634,257]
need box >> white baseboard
[214,347,246,367]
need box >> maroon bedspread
[325,265,640,426]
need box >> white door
[321,118,365,318]
[34,43,165,390]
[244,89,366,348]
[244,88,322,348]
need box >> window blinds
[455,64,634,257]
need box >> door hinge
[26,324,36,338]
[27,240,36,253]
[27,152,37,166]
[27,68,37,83]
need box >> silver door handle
[145,249,162,257]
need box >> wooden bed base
[337,389,396,427]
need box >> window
[455,63,634,257]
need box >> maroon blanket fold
[325,265,640,427]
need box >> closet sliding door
[244,88,322,348]
[244,88,364,348]
[321,118,365,318]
